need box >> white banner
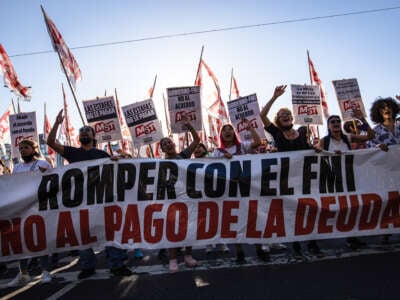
[83,96,122,143]
[291,84,323,125]
[122,99,163,148]
[9,112,38,158]
[332,78,367,122]
[167,86,202,133]
[227,94,266,141]
[1,146,400,261]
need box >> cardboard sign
[167,86,202,133]
[122,99,163,147]
[227,94,266,141]
[291,84,323,125]
[9,112,38,158]
[332,78,366,122]
[83,96,122,143]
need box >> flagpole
[307,50,313,85]
[11,98,16,114]
[41,5,85,126]
[150,74,157,98]
[162,93,172,136]
[62,83,72,146]
[194,46,204,84]
[229,68,234,101]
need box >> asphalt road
[1,236,400,300]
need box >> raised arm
[243,119,261,149]
[260,85,287,128]
[184,120,200,155]
[350,109,375,143]
[46,109,65,155]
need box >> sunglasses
[79,126,93,133]
[278,112,292,118]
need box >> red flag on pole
[61,84,78,146]
[308,52,329,119]
[41,7,82,90]
[0,44,31,99]
[0,103,14,155]
[230,73,240,100]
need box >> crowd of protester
[1,90,399,287]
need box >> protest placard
[167,86,202,133]
[122,99,163,147]
[227,94,266,141]
[83,96,122,143]
[291,84,323,125]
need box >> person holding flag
[47,110,133,279]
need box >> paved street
[1,236,400,299]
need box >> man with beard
[47,109,132,279]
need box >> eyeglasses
[329,119,341,124]
[278,112,292,118]
[79,126,92,133]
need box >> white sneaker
[270,243,287,250]
[7,272,31,287]
[41,271,52,283]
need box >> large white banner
[227,94,266,141]
[83,96,122,143]
[9,111,38,158]
[1,146,400,261]
[291,84,323,125]
[332,78,367,122]
[167,86,202,133]
[122,99,163,148]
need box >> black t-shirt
[63,146,110,163]
[265,123,311,152]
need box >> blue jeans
[79,247,127,270]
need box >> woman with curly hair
[367,97,400,151]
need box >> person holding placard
[47,110,133,279]
[159,117,200,273]
[260,85,322,258]
[213,122,271,263]
[7,139,52,287]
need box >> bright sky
[1,0,399,138]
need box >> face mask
[22,154,35,163]
[79,136,93,145]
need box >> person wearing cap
[47,109,133,279]
[7,139,52,287]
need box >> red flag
[41,6,81,90]
[308,53,329,119]
[0,103,13,143]
[0,44,31,99]
[195,59,228,144]
[114,90,130,152]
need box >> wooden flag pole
[11,98,16,114]
[150,74,157,98]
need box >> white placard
[122,99,163,147]
[227,94,266,141]
[9,112,38,158]
[291,84,323,125]
[83,96,122,143]
[167,86,202,133]
[332,78,367,122]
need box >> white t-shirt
[213,141,253,158]
[327,134,352,153]
[13,159,51,174]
